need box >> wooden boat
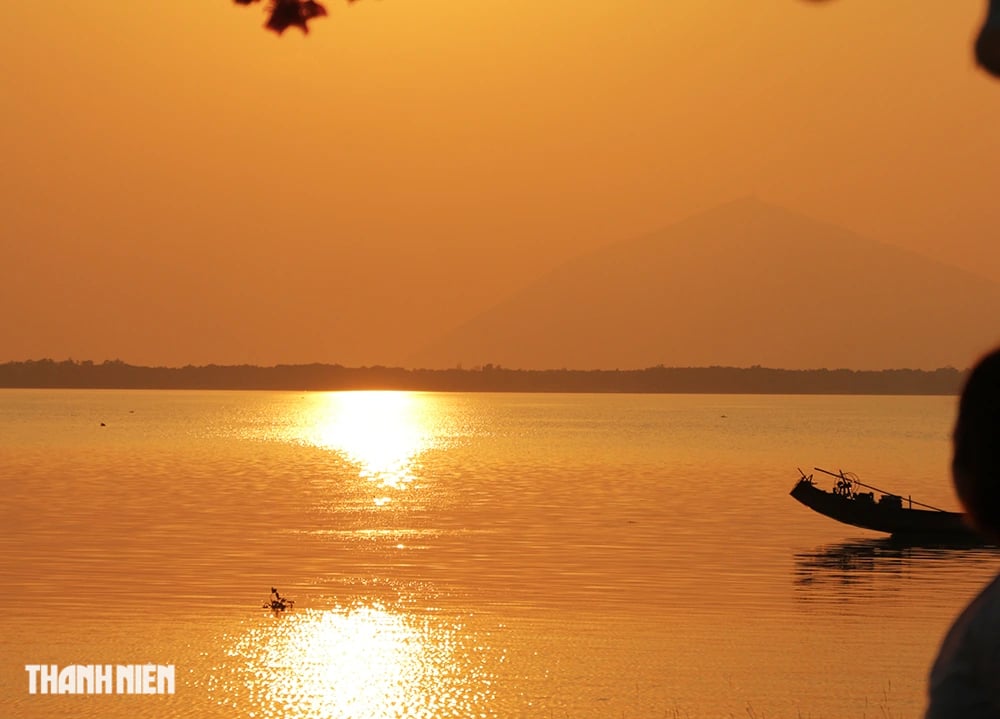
[790,467,979,540]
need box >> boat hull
[790,478,978,539]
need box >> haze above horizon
[4,3,1000,370]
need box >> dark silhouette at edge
[924,345,1000,717]
[0,358,966,395]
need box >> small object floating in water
[263,586,295,612]
[790,466,981,541]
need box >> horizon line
[0,358,971,374]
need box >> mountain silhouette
[412,198,1000,370]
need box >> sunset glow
[3,3,1000,369]
[7,7,1000,715]
[304,392,434,498]
[215,604,495,719]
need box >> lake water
[1,389,997,719]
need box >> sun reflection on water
[303,392,436,500]
[212,603,496,719]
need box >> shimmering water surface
[1,390,997,718]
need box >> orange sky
[3,1,1000,368]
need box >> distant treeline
[0,359,967,395]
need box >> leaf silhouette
[267,0,327,34]
[235,0,339,35]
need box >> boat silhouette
[790,467,981,541]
